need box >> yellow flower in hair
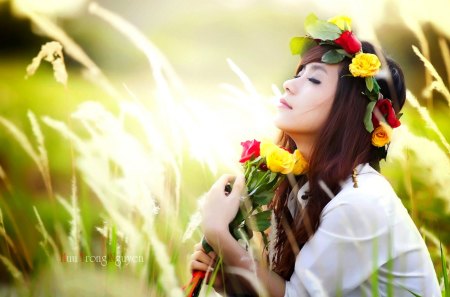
[349,53,381,77]
[328,15,352,31]
[371,122,393,147]
[292,150,308,175]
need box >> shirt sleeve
[284,191,392,297]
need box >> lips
[279,98,293,109]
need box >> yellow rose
[371,122,393,147]
[349,53,381,77]
[292,150,308,175]
[328,15,352,31]
[265,146,295,174]
[260,139,277,157]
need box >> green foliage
[304,13,341,40]
[321,49,346,64]
[364,101,377,132]
[290,37,317,56]
[441,242,449,297]
[246,210,272,232]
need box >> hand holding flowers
[184,139,308,297]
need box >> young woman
[190,15,441,297]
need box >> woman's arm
[201,174,286,297]
[205,226,286,297]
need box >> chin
[273,116,292,133]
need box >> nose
[283,78,295,95]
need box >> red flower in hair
[371,99,401,128]
[334,31,361,55]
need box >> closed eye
[308,78,321,84]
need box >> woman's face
[274,62,341,137]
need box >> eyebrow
[308,63,328,74]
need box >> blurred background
[0,0,449,295]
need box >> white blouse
[279,163,441,297]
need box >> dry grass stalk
[25,41,68,86]
[412,45,450,108]
[406,90,450,154]
[33,206,60,260]
[27,111,53,198]
[0,115,53,198]
[16,4,120,98]
[438,37,450,88]
[402,16,433,109]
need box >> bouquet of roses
[184,139,308,297]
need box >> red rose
[334,31,361,55]
[239,139,261,163]
[371,99,401,128]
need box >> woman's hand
[200,174,246,247]
[189,242,224,291]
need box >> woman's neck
[289,133,315,162]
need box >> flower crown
[290,13,402,149]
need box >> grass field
[0,1,449,296]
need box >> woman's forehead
[300,62,341,74]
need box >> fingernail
[209,266,214,272]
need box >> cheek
[273,97,334,133]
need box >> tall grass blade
[441,242,449,297]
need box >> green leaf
[251,191,274,206]
[202,236,214,253]
[305,15,341,40]
[247,166,257,184]
[246,210,272,232]
[318,40,336,46]
[290,37,316,56]
[365,77,374,92]
[268,171,277,184]
[335,48,353,58]
[249,156,262,165]
[364,101,376,132]
[230,208,245,228]
[249,182,269,196]
[364,88,379,101]
[321,49,346,64]
[373,78,381,94]
[304,13,318,28]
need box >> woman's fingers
[190,260,214,273]
[229,174,246,197]
[210,174,246,198]
[209,251,217,260]
[194,243,217,260]
[191,250,214,264]
[211,174,235,192]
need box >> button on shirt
[282,163,441,297]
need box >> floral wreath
[289,14,402,151]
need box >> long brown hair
[268,41,406,280]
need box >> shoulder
[320,163,405,235]
[325,163,398,210]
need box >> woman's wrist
[204,225,231,250]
